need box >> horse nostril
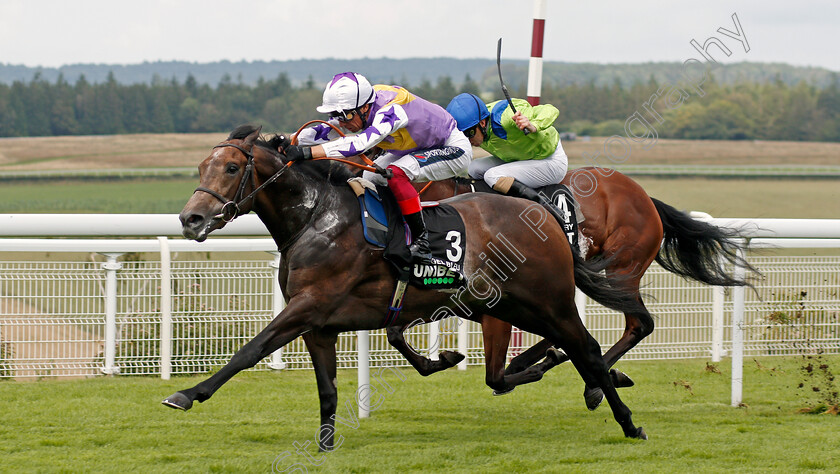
[185,214,204,228]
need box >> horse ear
[242,126,263,149]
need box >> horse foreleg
[385,324,464,377]
[162,299,314,411]
[303,331,339,452]
[549,312,646,439]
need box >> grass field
[1,133,838,217]
[0,358,838,473]
[0,133,226,171]
[0,178,197,214]
[0,176,837,219]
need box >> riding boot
[404,211,433,265]
[504,179,578,248]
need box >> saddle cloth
[460,178,581,248]
[348,178,467,290]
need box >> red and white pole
[526,0,547,106]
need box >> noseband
[193,142,290,222]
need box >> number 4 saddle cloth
[347,178,467,291]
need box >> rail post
[731,242,747,406]
[357,330,370,419]
[575,288,588,326]
[100,252,123,375]
[267,252,287,370]
[526,0,547,106]
[158,237,173,380]
[457,317,468,370]
[428,320,440,361]
[711,283,725,362]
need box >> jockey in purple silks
[285,72,472,264]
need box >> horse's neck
[256,168,354,253]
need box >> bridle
[193,142,291,222]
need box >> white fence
[1,214,839,409]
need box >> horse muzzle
[180,210,223,242]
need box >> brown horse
[386,168,754,408]
[162,125,649,449]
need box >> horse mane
[228,124,356,188]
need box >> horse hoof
[492,387,515,396]
[545,348,565,364]
[162,392,193,411]
[611,369,635,388]
[440,350,466,367]
[584,386,604,411]
[630,427,647,440]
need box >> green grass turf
[0,178,197,214]
[1,176,838,218]
[1,357,838,473]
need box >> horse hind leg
[573,332,647,439]
[482,317,570,395]
[499,346,568,392]
[386,324,464,377]
[504,337,558,375]
[538,302,646,439]
[303,331,340,452]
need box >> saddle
[348,178,467,290]
[458,177,582,248]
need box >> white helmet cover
[316,72,376,114]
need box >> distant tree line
[1,70,839,142]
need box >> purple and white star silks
[319,104,408,159]
[378,107,400,129]
[362,127,381,141]
[312,123,332,142]
[339,142,360,157]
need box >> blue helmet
[446,93,490,131]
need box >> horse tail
[651,197,758,287]
[571,250,646,315]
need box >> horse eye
[226,164,239,175]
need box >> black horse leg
[163,300,313,410]
[482,316,565,394]
[385,324,464,377]
[548,314,646,439]
[504,338,559,375]
[502,337,632,402]
[303,331,339,452]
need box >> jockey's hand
[512,111,537,134]
[284,145,313,162]
[275,134,291,153]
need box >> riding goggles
[329,109,356,123]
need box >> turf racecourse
[1,358,837,473]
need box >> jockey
[445,93,571,230]
[284,72,472,264]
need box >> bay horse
[386,168,755,408]
[162,125,649,449]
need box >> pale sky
[1,0,838,71]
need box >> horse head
[180,125,285,241]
